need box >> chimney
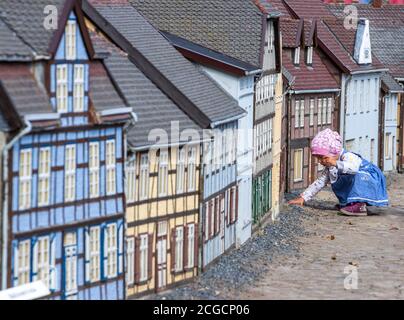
[354,18,372,65]
[372,0,383,8]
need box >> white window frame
[187,147,196,192]
[294,47,300,65]
[322,98,327,125]
[139,234,148,282]
[307,46,313,65]
[89,226,101,283]
[318,98,323,125]
[65,20,77,60]
[35,236,50,287]
[293,149,303,182]
[56,64,68,113]
[300,99,305,128]
[17,240,31,286]
[126,237,135,285]
[269,118,273,151]
[176,148,186,194]
[89,142,100,198]
[139,154,149,200]
[64,232,78,297]
[187,224,195,268]
[175,227,184,272]
[65,145,76,202]
[106,223,118,278]
[38,147,52,207]
[327,98,333,124]
[73,64,85,112]
[106,140,116,195]
[295,100,300,128]
[385,133,392,160]
[360,80,365,112]
[158,151,169,196]
[267,21,275,54]
[309,98,315,126]
[126,159,136,203]
[19,149,32,210]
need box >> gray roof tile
[129,0,263,67]
[327,4,404,78]
[90,31,202,148]
[0,0,66,57]
[88,1,244,124]
[0,18,33,61]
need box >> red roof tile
[282,47,339,91]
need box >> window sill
[293,179,303,183]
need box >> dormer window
[267,21,275,54]
[306,46,313,65]
[66,20,77,60]
[294,47,300,66]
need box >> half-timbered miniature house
[327,3,404,172]
[130,0,262,247]
[379,73,403,172]
[84,0,245,294]
[280,18,340,191]
[253,1,283,225]
[0,0,134,299]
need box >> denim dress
[331,151,389,207]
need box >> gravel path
[143,174,404,300]
[144,203,311,300]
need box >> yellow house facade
[125,145,201,298]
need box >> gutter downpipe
[342,74,352,148]
[2,119,32,290]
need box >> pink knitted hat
[311,129,342,157]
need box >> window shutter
[49,233,56,291]
[235,187,239,222]
[194,224,199,268]
[13,241,19,286]
[213,199,217,235]
[118,222,124,275]
[32,237,38,282]
[84,227,90,283]
[229,190,234,224]
[183,226,189,271]
[102,224,108,280]
[208,202,212,240]
[134,237,140,284]
[147,234,153,280]
[202,205,206,241]
[170,229,176,273]
[227,190,230,226]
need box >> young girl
[289,129,389,216]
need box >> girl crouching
[289,129,389,216]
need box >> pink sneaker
[339,203,367,216]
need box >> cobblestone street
[146,174,404,300]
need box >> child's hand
[288,197,305,206]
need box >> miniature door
[156,221,167,290]
[63,232,78,300]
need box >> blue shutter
[49,233,57,291]
[31,237,38,282]
[12,241,19,286]
[101,223,107,280]
[118,221,124,275]
[84,227,90,283]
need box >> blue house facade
[0,3,134,300]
